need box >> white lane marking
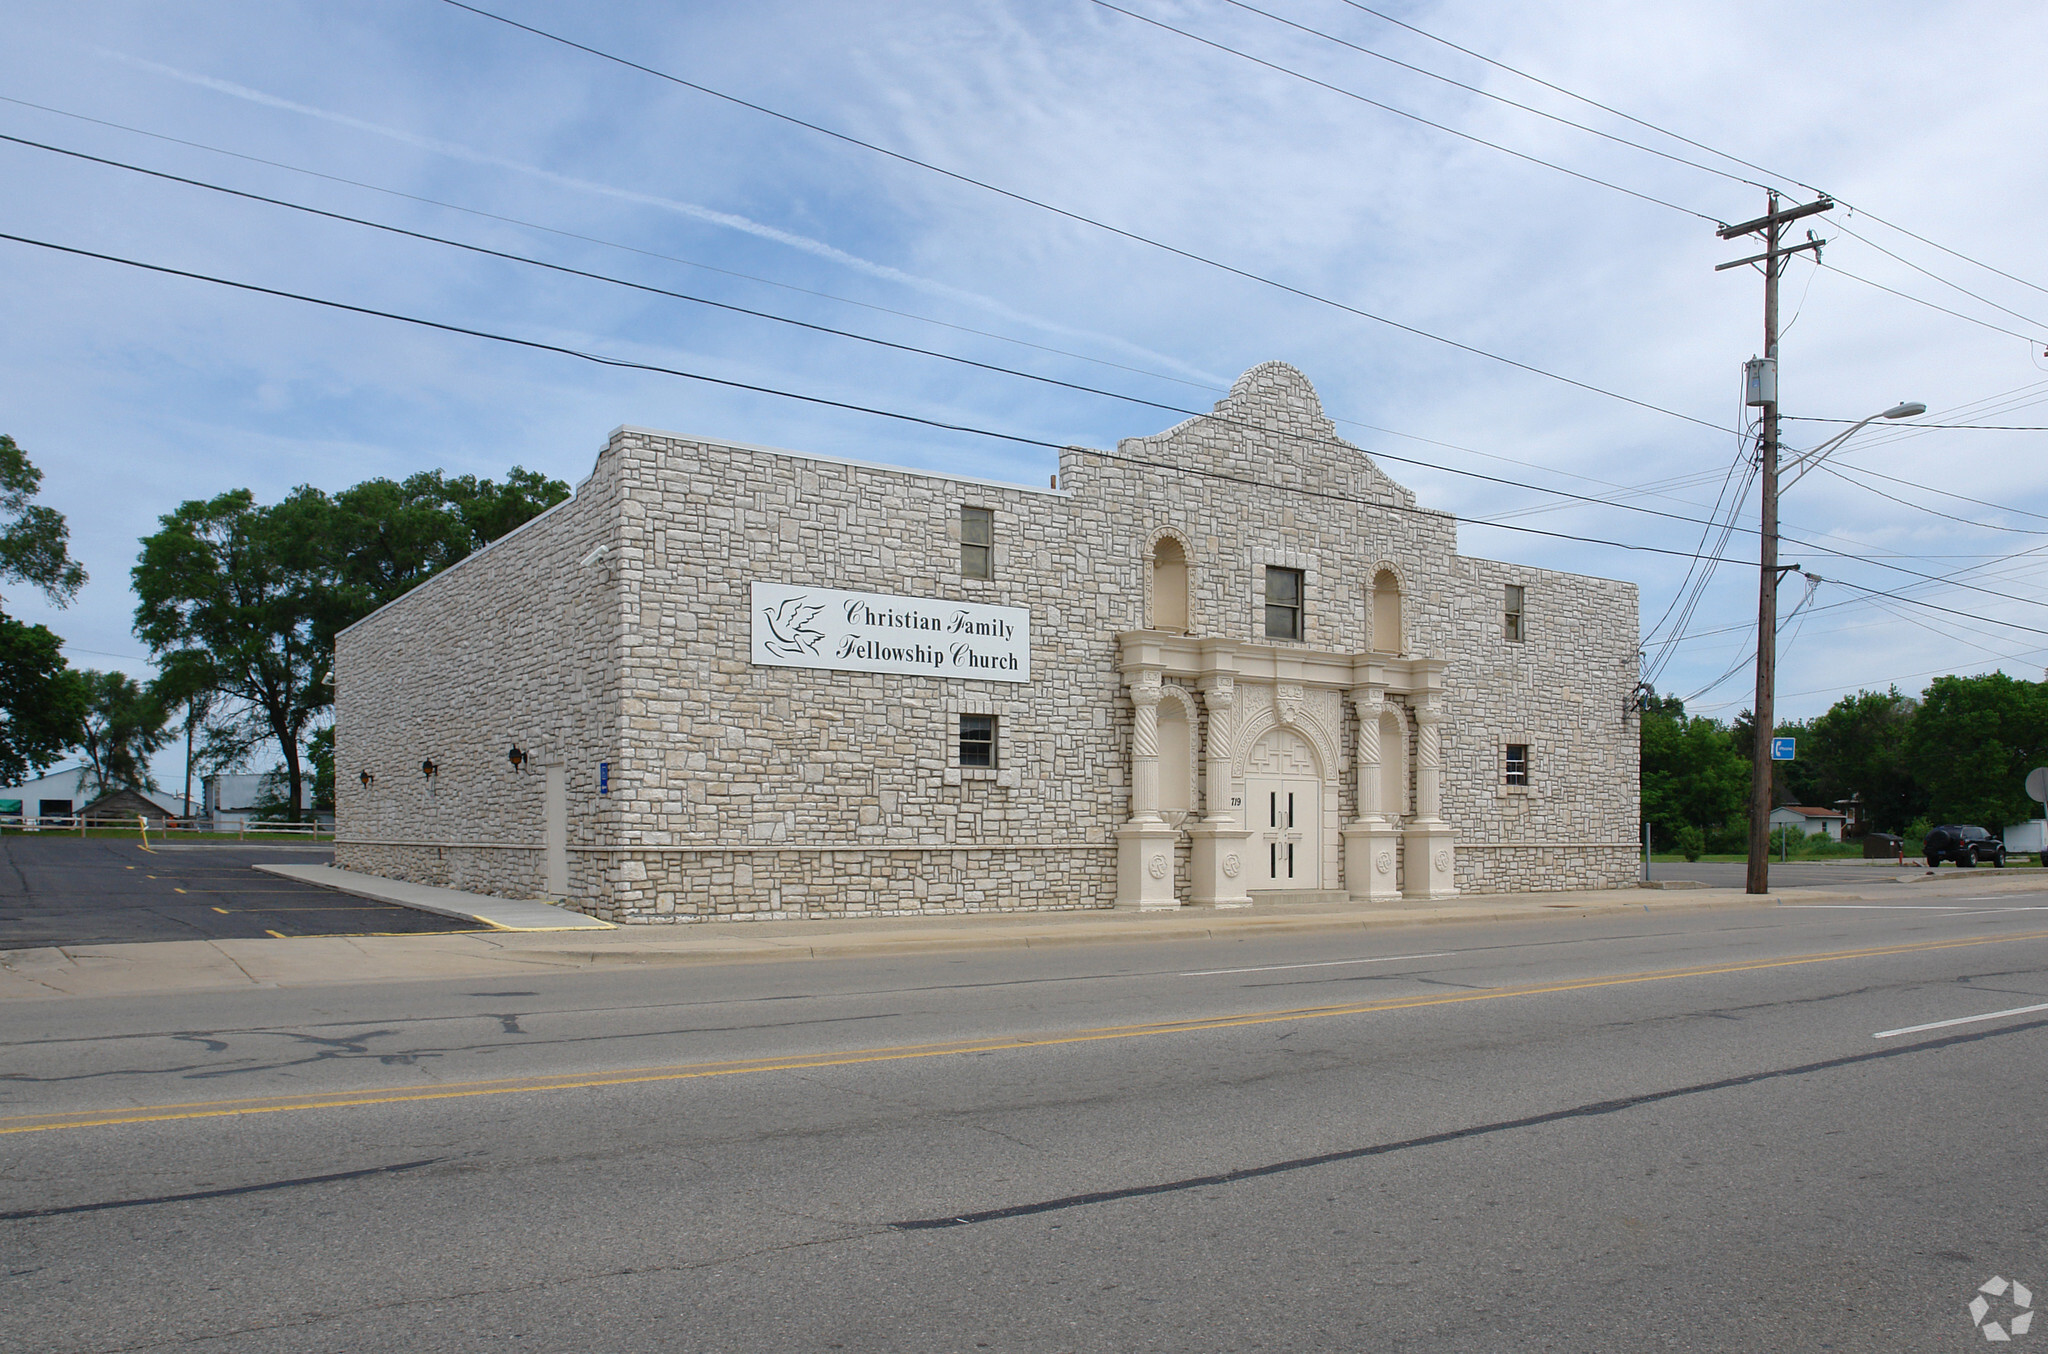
[1182,952,1453,978]
[1874,1001,2048,1040]
[1782,904,1986,910]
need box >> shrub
[1676,825,1706,862]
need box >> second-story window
[961,506,993,579]
[1504,584,1526,642]
[1505,743,1529,786]
[1264,567,1303,641]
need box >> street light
[1747,397,1923,897]
[1780,402,1925,490]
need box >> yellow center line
[7,926,2045,1137]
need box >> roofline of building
[339,427,1073,641]
[610,426,1072,500]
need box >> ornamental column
[1414,702,1443,822]
[1117,667,1181,909]
[1343,684,1402,902]
[1129,669,1164,824]
[1189,674,1253,908]
[1402,696,1456,900]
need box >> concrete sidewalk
[6,863,2045,1002]
[253,863,614,931]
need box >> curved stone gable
[1115,362,1417,510]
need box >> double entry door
[1246,775,1320,888]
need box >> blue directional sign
[1771,737,1796,762]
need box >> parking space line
[1182,952,1453,977]
[1874,1000,2048,1039]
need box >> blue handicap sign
[1771,737,1796,762]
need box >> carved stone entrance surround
[1116,632,1451,907]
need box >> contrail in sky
[93,48,1225,384]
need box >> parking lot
[0,837,479,948]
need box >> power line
[0,225,1773,569]
[1818,260,2048,346]
[8,90,1731,506]
[436,0,1730,433]
[1088,0,1721,221]
[1332,0,1811,195]
[0,93,1228,400]
[1215,0,1768,194]
[3,130,1771,544]
[1832,218,2048,336]
[32,126,2031,594]
[1788,416,2048,431]
[1331,0,2048,308]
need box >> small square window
[1504,584,1525,643]
[1264,567,1303,641]
[961,506,993,579]
[959,713,998,768]
[1505,743,1529,787]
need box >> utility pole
[1716,193,1832,894]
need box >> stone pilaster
[1189,675,1253,907]
[1343,684,1402,902]
[1403,698,1456,899]
[1117,667,1180,909]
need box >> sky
[3,0,2046,790]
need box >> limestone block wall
[596,429,1124,920]
[1440,557,1641,892]
[333,444,624,903]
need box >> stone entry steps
[1247,888,1350,906]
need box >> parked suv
[1923,824,2006,868]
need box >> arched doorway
[1245,727,1321,888]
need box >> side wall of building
[595,429,1121,921]
[1441,557,1641,891]
[333,446,624,901]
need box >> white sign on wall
[750,582,1031,683]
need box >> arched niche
[1158,688,1196,818]
[1151,534,1189,633]
[1379,705,1409,818]
[1370,567,1404,656]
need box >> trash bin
[1862,833,1902,859]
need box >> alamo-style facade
[333,362,1641,921]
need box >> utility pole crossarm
[1716,197,1835,239]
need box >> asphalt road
[0,838,481,948]
[6,894,2048,1351]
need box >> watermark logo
[1969,1276,2033,1342]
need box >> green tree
[133,468,569,816]
[1797,688,1924,834]
[1640,690,1749,846]
[72,670,173,797]
[0,616,85,784]
[0,434,89,784]
[1907,672,2048,828]
[0,434,86,605]
[134,490,328,820]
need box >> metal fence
[0,815,333,840]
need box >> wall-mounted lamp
[359,768,376,789]
[507,745,527,772]
[421,758,438,780]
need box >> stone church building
[334,363,1640,921]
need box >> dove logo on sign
[749,582,1030,683]
[758,595,826,658]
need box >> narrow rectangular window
[1504,584,1525,643]
[1505,743,1529,787]
[959,713,998,768]
[1264,566,1303,641]
[960,506,993,579]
